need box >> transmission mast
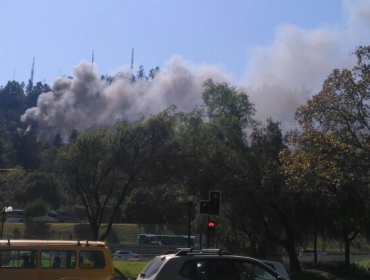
[131,48,134,80]
[92,50,94,64]
[30,56,35,83]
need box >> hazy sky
[2,0,370,139]
[0,0,345,85]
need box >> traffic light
[200,191,221,215]
[208,220,216,237]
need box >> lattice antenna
[30,56,35,83]
[131,48,134,79]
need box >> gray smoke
[21,57,232,141]
[21,0,370,140]
[240,0,370,129]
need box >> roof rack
[0,240,106,247]
[175,248,232,256]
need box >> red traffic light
[208,221,215,228]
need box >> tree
[123,184,186,224]
[149,67,160,79]
[0,168,27,208]
[25,81,50,108]
[287,45,370,269]
[9,131,41,169]
[69,129,79,143]
[24,199,51,218]
[176,81,304,271]
[22,172,66,209]
[53,133,64,148]
[136,65,147,80]
[0,81,26,129]
[56,109,177,240]
[248,120,304,272]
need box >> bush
[24,222,51,239]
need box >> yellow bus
[0,240,114,280]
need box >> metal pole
[188,202,191,248]
[207,215,210,249]
[0,210,5,239]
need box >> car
[31,213,59,223]
[114,250,141,260]
[260,260,290,280]
[136,248,287,280]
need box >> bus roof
[0,240,106,247]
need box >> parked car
[114,250,141,260]
[6,209,25,223]
[136,248,287,280]
[31,212,59,223]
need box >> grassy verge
[114,261,148,279]
[291,260,370,280]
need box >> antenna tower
[30,56,35,83]
[131,48,134,79]
[92,50,94,64]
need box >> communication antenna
[92,50,94,65]
[30,56,35,83]
[131,48,134,80]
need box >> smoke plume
[21,57,232,141]
[21,0,370,140]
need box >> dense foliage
[1,49,370,272]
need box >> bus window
[79,251,105,269]
[41,250,76,268]
[1,250,37,268]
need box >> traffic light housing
[208,220,216,237]
[200,191,221,215]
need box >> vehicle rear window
[1,250,37,268]
[79,251,105,269]
[139,256,167,278]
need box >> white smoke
[21,0,370,139]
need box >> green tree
[176,81,304,272]
[287,46,370,269]
[24,199,50,218]
[25,81,50,108]
[0,168,27,208]
[22,172,66,209]
[53,133,64,148]
[56,109,177,240]
[9,131,41,169]
[0,81,26,129]
[123,184,186,224]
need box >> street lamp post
[179,196,195,248]
[1,206,12,239]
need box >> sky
[1,0,370,140]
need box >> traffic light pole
[188,201,191,248]
[207,215,210,249]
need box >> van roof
[0,240,106,247]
